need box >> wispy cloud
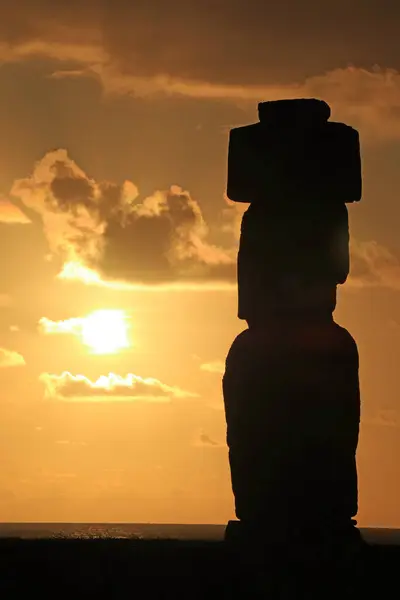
[39,371,198,402]
[0,12,399,141]
[39,316,83,336]
[0,348,25,368]
[348,240,400,291]
[200,360,225,375]
[38,310,131,355]
[0,198,30,224]
[363,409,399,428]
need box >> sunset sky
[1,0,400,526]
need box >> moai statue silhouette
[223,100,363,566]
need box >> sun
[80,310,130,355]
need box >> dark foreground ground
[0,537,398,598]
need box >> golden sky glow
[0,1,400,526]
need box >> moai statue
[223,99,363,583]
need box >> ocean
[0,522,226,540]
[1,523,397,597]
[1,523,400,545]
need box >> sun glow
[57,260,235,291]
[81,310,130,355]
[39,310,132,354]
[57,261,134,290]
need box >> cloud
[0,4,399,139]
[348,240,400,291]
[94,67,400,140]
[39,371,198,401]
[0,348,25,368]
[0,198,30,224]
[55,440,88,446]
[200,361,225,375]
[363,409,399,428]
[10,149,400,293]
[11,150,235,288]
[39,310,131,355]
[0,2,396,84]
[39,316,82,336]
[193,430,226,448]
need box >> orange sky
[0,1,400,525]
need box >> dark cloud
[1,1,399,85]
[194,430,225,448]
[101,1,400,86]
[10,149,400,291]
[49,171,95,215]
[11,150,235,287]
[0,3,400,138]
[101,186,235,284]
